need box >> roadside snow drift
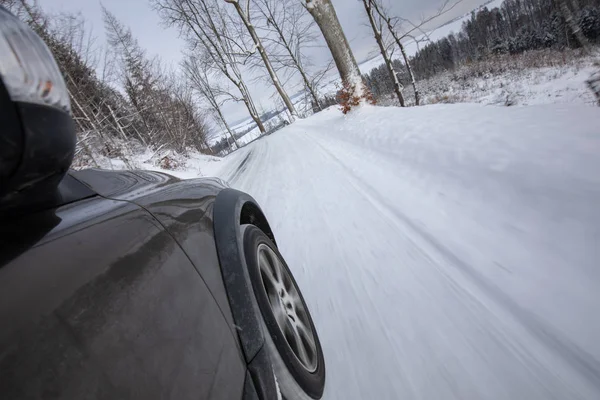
[214,104,600,400]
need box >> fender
[213,188,278,400]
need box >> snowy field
[422,64,598,106]
[378,50,600,108]
[186,103,600,400]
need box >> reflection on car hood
[70,169,229,201]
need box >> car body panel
[70,169,184,200]
[0,192,245,399]
[70,169,240,336]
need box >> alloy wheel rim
[256,243,318,373]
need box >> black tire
[242,225,325,400]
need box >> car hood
[70,168,229,201]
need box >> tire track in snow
[310,137,600,396]
[218,124,600,400]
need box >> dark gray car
[0,7,325,400]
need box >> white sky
[40,0,488,128]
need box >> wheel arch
[240,201,277,247]
[213,188,279,400]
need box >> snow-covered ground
[196,103,600,400]
[410,53,599,107]
[84,146,224,179]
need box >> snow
[412,58,599,107]
[234,126,263,146]
[305,0,322,11]
[91,148,224,179]
[205,103,600,400]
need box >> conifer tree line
[363,0,600,103]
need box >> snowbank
[80,146,223,180]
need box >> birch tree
[256,0,323,110]
[182,55,240,148]
[304,0,367,101]
[370,0,464,106]
[154,0,267,133]
[362,0,405,107]
[224,0,298,119]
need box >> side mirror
[0,6,76,214]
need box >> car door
[0,195,245,399]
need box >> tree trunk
[362,0,405,107]
[396,38,420,106]
[238,78,266,133]
[587,64,600,106]
[561,1,590,52]
[305,0,366,98]
[303,73,322,111]
[158,0,267,135]
[285,39,321,110]
[243,97,266,134]
[226,0,298,119]
[267,12,321,110]
[216,106,240,148]
[369,0,420,105]
[561,1,600,105]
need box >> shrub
[337,79,376,114]
[158,155,179,170]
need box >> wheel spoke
[255,243,318,372]
[259,253,277,283]
[291,324,311,367]
[272,303,289,333]
[295,320,316,353]
[260,264,277,289]
[278,261,294,292]
[287,286,301,307]
[293,303,311,331]
[271,253,284,284]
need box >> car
[0,6,325,400]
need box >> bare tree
[362,0,405,107]
[255,0,323,110]
[224,0,298,119]
[304,0,367,101]
[370,0,464,106]
[183,55,240,148]
[154,0,267,133]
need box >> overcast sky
[40,0,487,128]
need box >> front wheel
[242,225,325,400]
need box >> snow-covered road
[214,104,600,400]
